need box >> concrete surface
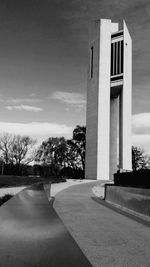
[105,185,150,218]
[0,179,94,198]
[51,179,94,196]
[54,181,150,267]
[0,183,92,267]
[1,180,150,267]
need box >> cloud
[0,122,73,142]
[29,93,36,97]
[5,105,43,112]
[6,98,40,104]
[132,113,150,153]
[132,113,150,135]
[132,134,150,148]
[51,91,86,110]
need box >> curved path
[1,181,150,267]
[54,181,150,267]
[0,183,92,267]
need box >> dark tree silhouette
[68,125,86,172]
[35,137,69,178]
[132,146,150,171]
[0,134,36,166]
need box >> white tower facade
[85,19,132,180]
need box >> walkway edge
[92,197,150,227]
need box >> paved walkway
[0,179,95,197]
[54,181,150,267]
[0,183,92,267]
[51,179,96,196]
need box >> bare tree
[0,133,36,167]
[0,133,13,164]
[11,135,37,166]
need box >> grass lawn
[0,175,65,188]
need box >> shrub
[0,194,13,206]
[114,169,150,188]
[60,167,84,179]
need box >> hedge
[114,169,150,188]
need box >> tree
[132,146,150,171]
[35,137,68,177]
[0,133,13,164]
[35,126,86,179]
[68,125,86,171]
[36,137,68,166]
[11,135,36,166]
[0,133,36,174]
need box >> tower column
[85,19,132,180]
[119,21,132,170]
[110,97,118,179]
[97,19,112,180]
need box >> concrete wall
[85,20,100,179]
[97,19,112,180]
[105,185,150,218]
[119,21,132,170]
[85,19,119,180]
[109,97,118,179]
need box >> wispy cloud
[5,105,43,112]
[0,122,73,142]
[132,113,150,135]
[6,98,40,104]
[29,93,36,97]
[51,91,86,110]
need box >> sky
[0,0,150,151]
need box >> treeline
[0,125,86,179]
[0,125,149,179]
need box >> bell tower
[85,19,132,180]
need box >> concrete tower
[85,19,132,180]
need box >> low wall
[104,185,150,218]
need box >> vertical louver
[111,31,124,80]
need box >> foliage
[67,125,86,171]
[0,175,66,188]
[132,146,150,171]
[114,146,150,188]
[36,137,68,166]
[0,125,87,179]
[35,126,86,179]
[60,167,84,179]
[114,169,150,188]
[35,137,69,178]
[0,194,13,206]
